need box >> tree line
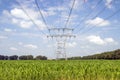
[68,49,120,60]
[1,49,119,60]
[0,55,47,60]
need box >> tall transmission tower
[47,0,76,60]
[47,28,75,60]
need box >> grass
[0,60,120,80]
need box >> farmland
[0,60,120,80]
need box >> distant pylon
[47,28,75,60]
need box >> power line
[75,0,115,34]
[64,0,76,28]
[92,6,106,19]
[35,0,57,36]
[74,0,102,30]
[78,8,120,34]
[75,1,114,32]
[35,0,58,59]
[75,4,106,33]
[16,1,46,36]
[34,0,49,29]
[92,0,114,19]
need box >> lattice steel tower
[47,28,75,60]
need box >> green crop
[0,60,120,80]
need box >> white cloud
[0,36,8,39]
[12,18,19,24]
[24,44,38,49]
[87,35,105,45]
[11,32,47,40]
[8,8,46,30]
[10,8,39,20]
[86,35,115,45]
[4,28,12,32]
[12,18,33,29]
[11,8,28,20]
[35,20,46,30]
[18,42,39,49]
[10,8,34,29]
[20,20,33,29]
[104,38,114,43]
[66,42,77,48]
[10,47,18,51]
[85,17,110,27]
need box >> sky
[0,0,120,59]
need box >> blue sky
[0,0,120,59]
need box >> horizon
[0,0,120,59]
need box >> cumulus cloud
[24,44,38,49]
[10,8,36,29]
[85,17,110,27]
[11,8,28,20]
[12,18,33,29]
[86,35,115,45]
[9,47,18,51]
[20,20,33,29]
[3,7,46,30]
[104,38,114,43]
[10,8,39,20]
[87,35,105,45]
[34,20,46,30]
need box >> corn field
[0,60,120,80]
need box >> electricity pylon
[47,28,75,60]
